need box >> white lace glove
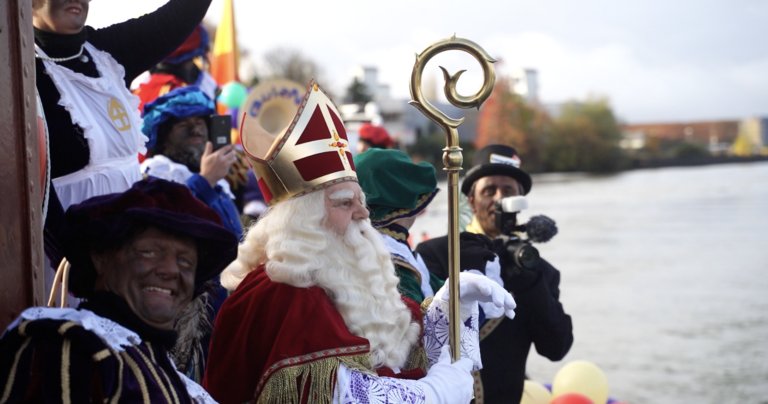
[434,271,516,320]
[335,347,474,404]
[420,345,475,404]
[424,272,516,370]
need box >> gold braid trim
[154,361,181,404]
[379,227,408,242]
[57,321,77,335]
[479,317,503,341]
[404,345,428,372]
[420,296,434,315]
[1,337,31,403]
[392,257,423,285]
[372,190,438,227]
[61,339,72,404]
[472,370,485,404]
[473,315,503,403]
[120,351,151,403]
[92,349,111,362]
[133,345,173,404]
[110,348,125,404]
[18,321,30,336]
[256,352,371,404]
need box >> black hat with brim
[62,177,238,298]
[460,144,532,196]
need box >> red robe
[203,266,426,404]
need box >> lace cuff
[335,363,427,403]
[178,371,217,404]
[11,307,141,351]
[422,299,481,370]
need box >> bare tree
[262,47,324,86]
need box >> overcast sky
[89,0,768,124]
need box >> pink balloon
[550,392,594,404]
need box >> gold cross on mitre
[242,81,357,205]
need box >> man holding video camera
[416,144,573,403]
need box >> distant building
[353,66,391,103]
[731,117,768,156]
[509,67,540,103]
[340,66,479,147]
[621,120,740,155]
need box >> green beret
[354,148,439,227]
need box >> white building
[509,67,540,103]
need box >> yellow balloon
[551,360,609,404]
[520,380,552,404]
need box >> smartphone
[209,115,232,150]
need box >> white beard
[221,191,421,369]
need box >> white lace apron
[37,42,148,210]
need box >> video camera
[494,196,557,271]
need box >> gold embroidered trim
[145,341,157,363]
[255,348,371,403]
[479,318,503,341]
[472,370,484,404]
[404,346,428,372]
[1,338,31,403]
[57,321,77,335]
[120,351,150,403]
[372,191,438,227]
[155,360,181,404]
[393,257,423,284]
[420,296,434,314]
[61,339,72,404]
[134,345,173,404]
[18,321,30,336]
[92,349,111,362]
[379,227,408,242]
[110,348,125,404]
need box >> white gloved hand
[435,271,516,320]
[419,345,475,404]
[470,256,506,319]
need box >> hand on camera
[491,238,543,294]
[459,232,496,271]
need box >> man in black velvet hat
[0,177,236,403]
[416,144,573,403]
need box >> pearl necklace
[35,44,90,63]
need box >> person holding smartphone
[140,85,241,382]
[141,85,241,238]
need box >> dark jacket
[0,293,200,403]
[416,232,573,403]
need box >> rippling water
[411,162,768,403]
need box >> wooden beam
[0,0,46,330]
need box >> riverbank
[627,154,768,169]
[412,161,768,403]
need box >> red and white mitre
[240,81,356,205]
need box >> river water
[410,161,768,404]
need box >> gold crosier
[409,36,496,361]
